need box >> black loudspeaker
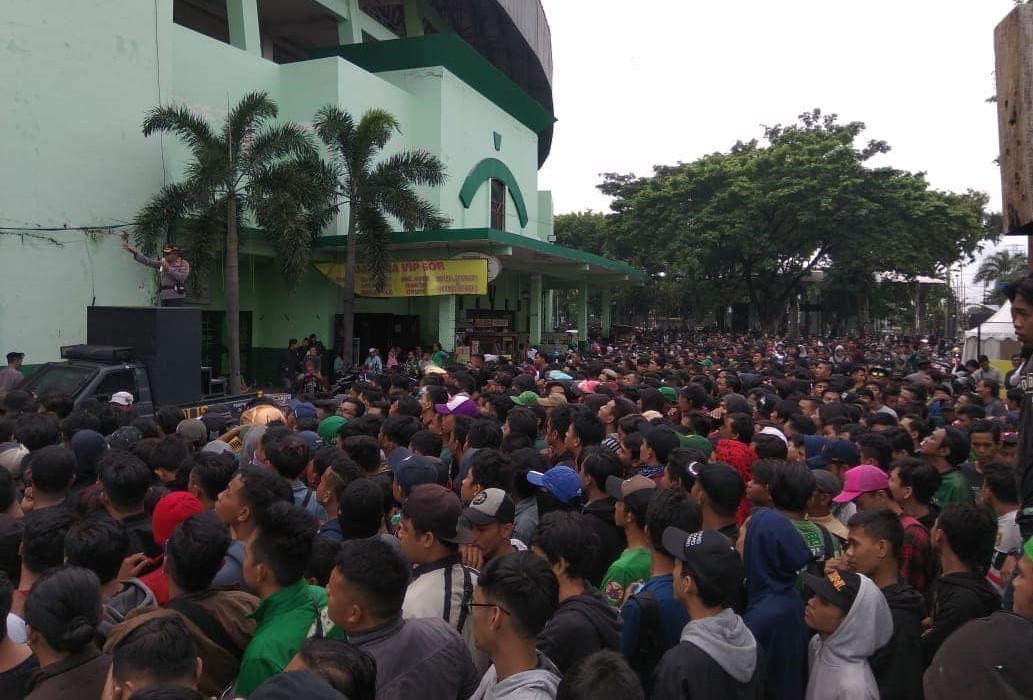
[87,306,202,406]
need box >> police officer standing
[124,241,190,307]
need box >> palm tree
[313,106,449,368]
[133,92,335,394]
[974,249,1029,301]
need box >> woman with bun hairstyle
[23,567,111,700]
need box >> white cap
[759,426,788,446]
[110,391,134,406]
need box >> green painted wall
[0,0,172,362]
[1,0,557,365]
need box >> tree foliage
[313,106,449,367]
[974,248,1028,300]
[134,92,335,392]
[581,109,996,331]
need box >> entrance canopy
[310,227,645,287]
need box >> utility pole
[995,5,1033,267]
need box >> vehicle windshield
[20,364,93,397]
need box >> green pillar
[529,274,543,346]
[338,0,363,44]
[544,289,555,332]
[600,287,612,338]
[403,0,425,36]
[577,282,589,352]
[227,0,261,54]
[438,295,456,351]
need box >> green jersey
[600,547,651,607]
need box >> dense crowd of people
[3,284,1033,700]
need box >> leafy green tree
[313,106,449,368]
[597,109,995,332]
[973,249,1028,298]
[554,211,609,256]
[133,92,334,393]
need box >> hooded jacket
[581,497,627,586]
[103,588,259,697]
[98,578,158,643]
[536,586,622,674]
[922,571,1001,667]
[743,508,812,700]
[653,608,764,700]
[805,574,894,700]
[871,582,925,700]
[469,652,561,700]
[715,439,757,525]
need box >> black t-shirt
[0,653,40,700]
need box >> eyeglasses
[461,601,511,615]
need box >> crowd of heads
[0,329,1032,699]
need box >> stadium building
[0,0,641,381]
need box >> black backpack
[627,589,672,695]
[799,522,837,599]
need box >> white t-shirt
[987,509,1022,594]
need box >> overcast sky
[536,0,1027,298]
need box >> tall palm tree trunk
[341,208,358,369]
[226,195,242,394]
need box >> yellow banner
[315,259,488,297]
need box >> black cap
[107,425,143,450]
[801,568,861,614]
[696,462,746,515]
[661,527,744,593]
[5,352,24,362]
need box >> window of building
[258,0,341,63]
[173,0,231,45]
[490,178,506,230]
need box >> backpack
[627,589,671,695]
[799,522,837,598]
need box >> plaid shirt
[899,515,934,594]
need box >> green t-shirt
[933,468,975,507]
[792,519,841,561]
[600,547,651,607]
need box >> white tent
[963,301,1021,361]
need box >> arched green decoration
[459,157,529,228]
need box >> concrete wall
[0,0,173,361]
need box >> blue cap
[296,430,323,453]
[288,399,318,420]
[803,435,829,460]
[806,438,860,470]
[527,466,582,504]
[395,455,441,494]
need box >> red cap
[151,492,204,546]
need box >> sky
[536,0,1027,302]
